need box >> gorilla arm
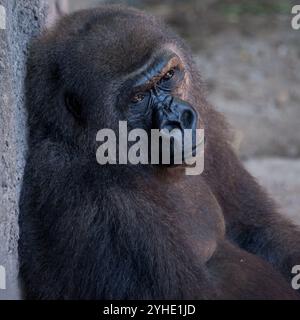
[159,173,299,299]
[207,240,299,299]
[202,111,300,282]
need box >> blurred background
[49,0,300,225]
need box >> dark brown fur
[19,5,300,299]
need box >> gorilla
[19,5,300,299]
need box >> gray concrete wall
[0,0,46,300]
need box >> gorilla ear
[64,92,84,123]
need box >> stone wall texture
[0,0,46,300]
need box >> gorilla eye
[162,69,175,82]
[131,93,145,104]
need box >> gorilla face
[29,6,203,165]
[125,53,197,131]
[120,50,200,165]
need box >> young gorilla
[19,5,300,299]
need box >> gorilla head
[26,6,205,166]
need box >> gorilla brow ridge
[131,54,184,93]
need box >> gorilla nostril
[180,110,195,129]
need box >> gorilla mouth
[95,120,204,175]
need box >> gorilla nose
[153,95,198,131]
[180,109,197,130]
[172,98,198,131]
